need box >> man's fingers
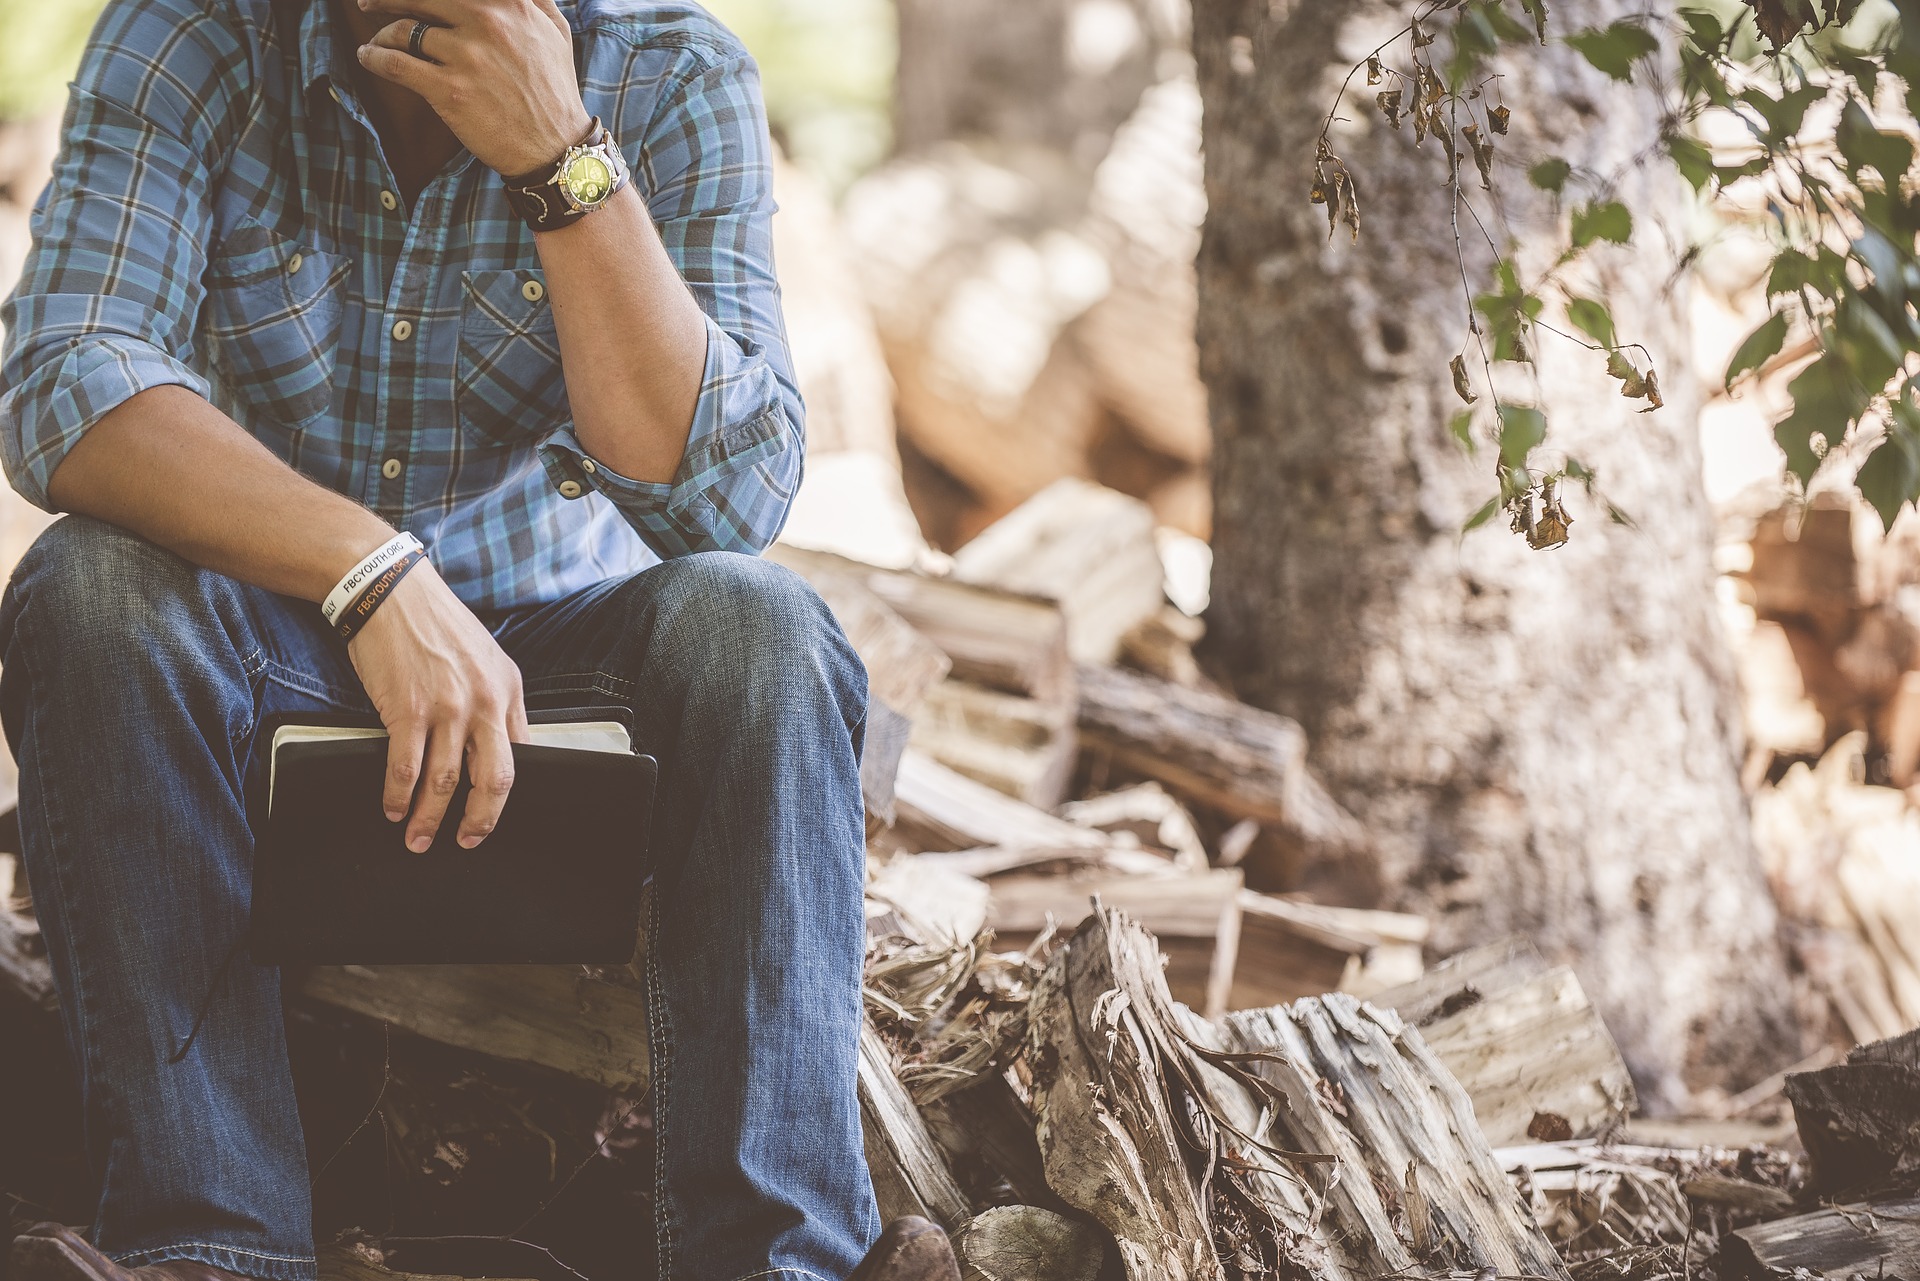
[383,724,427,822]
[366,17,446,61]
[357,42,443,90]
[405,726,467,853]
[457,721,516,849]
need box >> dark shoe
[848,1216,960,1281]
[10,1224,247,1281]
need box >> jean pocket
[203,223,348,430]
[456,268,570,447]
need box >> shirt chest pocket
[456,269,570,447]
[203,226,348,430]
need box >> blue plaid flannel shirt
[0,0,803,611]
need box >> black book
[249,712,656,966]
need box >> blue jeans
[0,516,879,1281]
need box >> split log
[951,479,1165,665]
[889,750,1116,857]
[1024,904,1341,1281]
[910,678,1076,810]
[1724,1197,1920,1280]
[1228,891,1428,1012]
[952,1206,1105,1281]
[1787,1028,1920,1194]
[1074,662,1366,858]
[299,963,652,1092]
[984,868,1243,1017]
[866,856,992,945]
[1057,783,1207,873]
[768,546,1073,705]
[859,1020,972,1230]
[1372,940,1636,1145]
[1221,995,1571,1281]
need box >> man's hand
[356,0,593,177]
[347,563,530,851]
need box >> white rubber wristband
[322,532,424,627]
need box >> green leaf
[1529,157,1572,192]
[1449,408,1477,453]
[1767,248,1847,297]
[1834,53,1881,102]
[1776,357,1865,485]
[1679,7,1727,48]
[1570,200,1633,247]
[1724,312,1789,390]
[1498,404,1548,468]
[1739,84,1827,142]
[1835,295,1907,392]
[1566,296,1616,347]
[1836,98,1915,181]
[1566,21,1660,80]
[1463,495,1502,532]
[1665,134,1714,190]
[1856,426,1920,530]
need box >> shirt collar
[298,0,352,102]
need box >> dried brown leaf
[1450,354,1478,403]
[1378,88,1404,127]
[1490,104,1511,134]
[1367,54,1383,84]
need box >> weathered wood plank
[1725,1197,1920,1280]
[950,479,1165,665]
[767,546,1073,705]
[298,964,652,1092]
[1074,663,1364,857]
[1372,939,1636,1143]
[859,1021,972,1230]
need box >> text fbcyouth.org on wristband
[321,532,424,628]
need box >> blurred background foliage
[0,0,896,191]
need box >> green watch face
[562,152,614,206]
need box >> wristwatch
[500,117,630,232]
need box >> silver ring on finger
[408,19,433,60]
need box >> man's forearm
[45,384,396,600]
[534,181,709,485]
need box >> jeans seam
[646,883,674,1281]
[111,1243,317,1265]
[523,670,635,701]
[259,655,371,710]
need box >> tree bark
[1191,0,1800,1105]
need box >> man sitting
[0,0,955,1277]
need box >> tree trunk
[1191,0,1801,1105]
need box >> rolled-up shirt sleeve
[0,0,235,512]
[539,49,804,559]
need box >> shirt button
[285,252,303,275]
[521,280,545,303]
[581,458,598,474]
[328,86,341,104]
[381,457,404,480]
[558,480,584,499]
[390,319,413,341]
[379,189,399,211]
